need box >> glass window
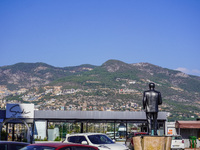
[60,146,96,150]
[68,136,76,143]
[10,144,28,150]
[88,134,114,144]
[172,136,182,140]
[20,145,56,150]
[68,136,87,144]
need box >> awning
[175,121,200,128]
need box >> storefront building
[0,104,168,143]
[166,121,200,148]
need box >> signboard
[168,129,173,135]
[167,128,176,135]
[6,104,34,118]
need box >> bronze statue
[143,83,162,135]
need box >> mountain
[0,62,96,90]
[0,60,200,121]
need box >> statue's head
[149,83,155,90]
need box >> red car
[20,142,99,150]
[125,132,148,150]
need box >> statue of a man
[143,83,162,135]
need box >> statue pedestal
[133,136,172,150]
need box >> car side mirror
[81,141,88,145]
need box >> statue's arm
[158,92,162,105]
[143,92,146,109]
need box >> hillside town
[1,84,199,122]
[0,85,142,111]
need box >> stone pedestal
[133,136,172,150]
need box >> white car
[171,135,185,150]
[63,133,129,150]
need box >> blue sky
[0,0,200,76]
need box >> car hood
[94,143,128,150]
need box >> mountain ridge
[0,60,200,121]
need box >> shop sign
[6,104,34,118]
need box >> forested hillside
[1,60,200,121]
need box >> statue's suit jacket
[143,90,162,113]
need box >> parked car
[125,132,148,150]
[170,135,184,150]
[20,142,99,150]
[0,141,29,150]
[105,132,120,140]
[63,133,129,150]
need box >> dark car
[0,141,29,150]
[20,142,99,150]
[125,132,148,150]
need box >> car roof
[168,135,182,137]
[0,141,29,145]
[67,132,105,136]
[28,142,97,148]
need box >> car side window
[68,136,76,143]
[60,146,96,150]
[100,136,108,143]
[78,136,87,144]
[10,144,27,150]
[68,136,87,144]
[73,147,96,150]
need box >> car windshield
[172,136,182,140]
[88,134,114,144]
[135,133,148,136]
[20,145,56,150]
